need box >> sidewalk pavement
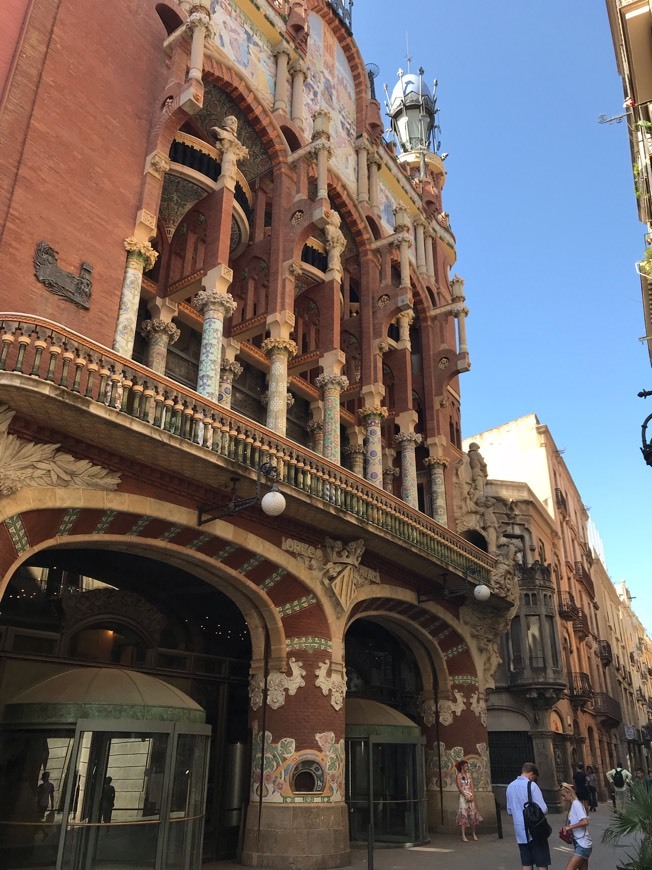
[206,805,637,870]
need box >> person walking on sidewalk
[585,766,598,812]
[560,782,592,869]
[506,762,550,870]
[606,762,632,811]
[572,763,590,814]
[454,759,482,842]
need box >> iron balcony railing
[568,671,593,704]
[0,316,495,583]
[598,639,613,666]
[591,692,623,723]
[558,592,579,620]
[554,487,568,515]
[574,560,595,598]
[572,608,590,639]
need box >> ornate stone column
[424,456,448,526]
[218,359,242,408]
[314,374,349,464]
[289,59,307,130]
[140,319,180,375]
[261,338,298,436]
[368,154,382,214]
[395,431,422,508]
[414,217,427,276]
[308,419,324,455]
[382,464,399,494]
[345,445,364,476]
[355,137,369,205]
[272,44,291,114]
[454,303,469,355]
[194,284,237,402]
[113,238,158,357]
[186,5,212,83]
[359,405,387,487]
[425,227,436,282]
[397,308,414,349]
[394,205,412,291]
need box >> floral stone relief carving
[0,404,121,496]
[248,658,306,711]
[315,660,346,710]
[250,724,345,803]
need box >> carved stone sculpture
[210,116,249,179]
[34,241,92,309]
[324,209,347,277]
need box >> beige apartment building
[463,414,652,805]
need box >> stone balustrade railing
[0,315,496,583]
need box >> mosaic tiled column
[218,359,242,409]
[425,456,449,526]
[359,406,387,487]
[140,319,180,375]
[382,465,399,494]
[113,238,158,357]
[344,444,364,476]
[314,374,348,464]
[308,420,324,455]
[395,431,422,508]
[194,289,237,402]
[261,338,297,437]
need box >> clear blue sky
[354,0,652,631]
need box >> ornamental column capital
[453,304,469,318]
[424,456,449,469]
[193,289,237,317]
[343,444,364,456]
[289,58,308,76]
[359,405,388,423]
[124,237,158,270]
[307,419,324,433]
[261,337,298,359]
[394,431,422,447]
[220,359,243,377]
[272,42,292,60]
[315,374,349,392]
[186,9,212,32]
[398,309,415,325]
[140,319,180,343]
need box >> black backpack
[613,768,625,789]
[523,780,552,843]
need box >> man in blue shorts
[506,762,550,870]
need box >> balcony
[574,560,595,598]
[558,592,579,620]
[0,317,496,588]
[636,688,646,702]
[598,639,613,666]
[572,608,590,640]
[568,671,593,707]
[555,487,568,516]
[591,692,623,726]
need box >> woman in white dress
[455,759,483,842]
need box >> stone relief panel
[304,12,356,188]
[315,659,346,710]
[0,404,121,496]
[250,725,345,803]
[33,242,92,309]
[210,0,276,102]
[281,536,380,611]
[249,657,306,710]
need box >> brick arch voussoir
[348,594,481,687]
[202,60,289,168]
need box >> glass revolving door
[0,668,211,870]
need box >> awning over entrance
[345,698,421,739]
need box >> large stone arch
[0,489,339,668]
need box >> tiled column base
[241,802,350,869]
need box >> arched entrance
[344,620,427,845]
[0,539,261,864]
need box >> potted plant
[639,247,652,277]
[602,781,652,870]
